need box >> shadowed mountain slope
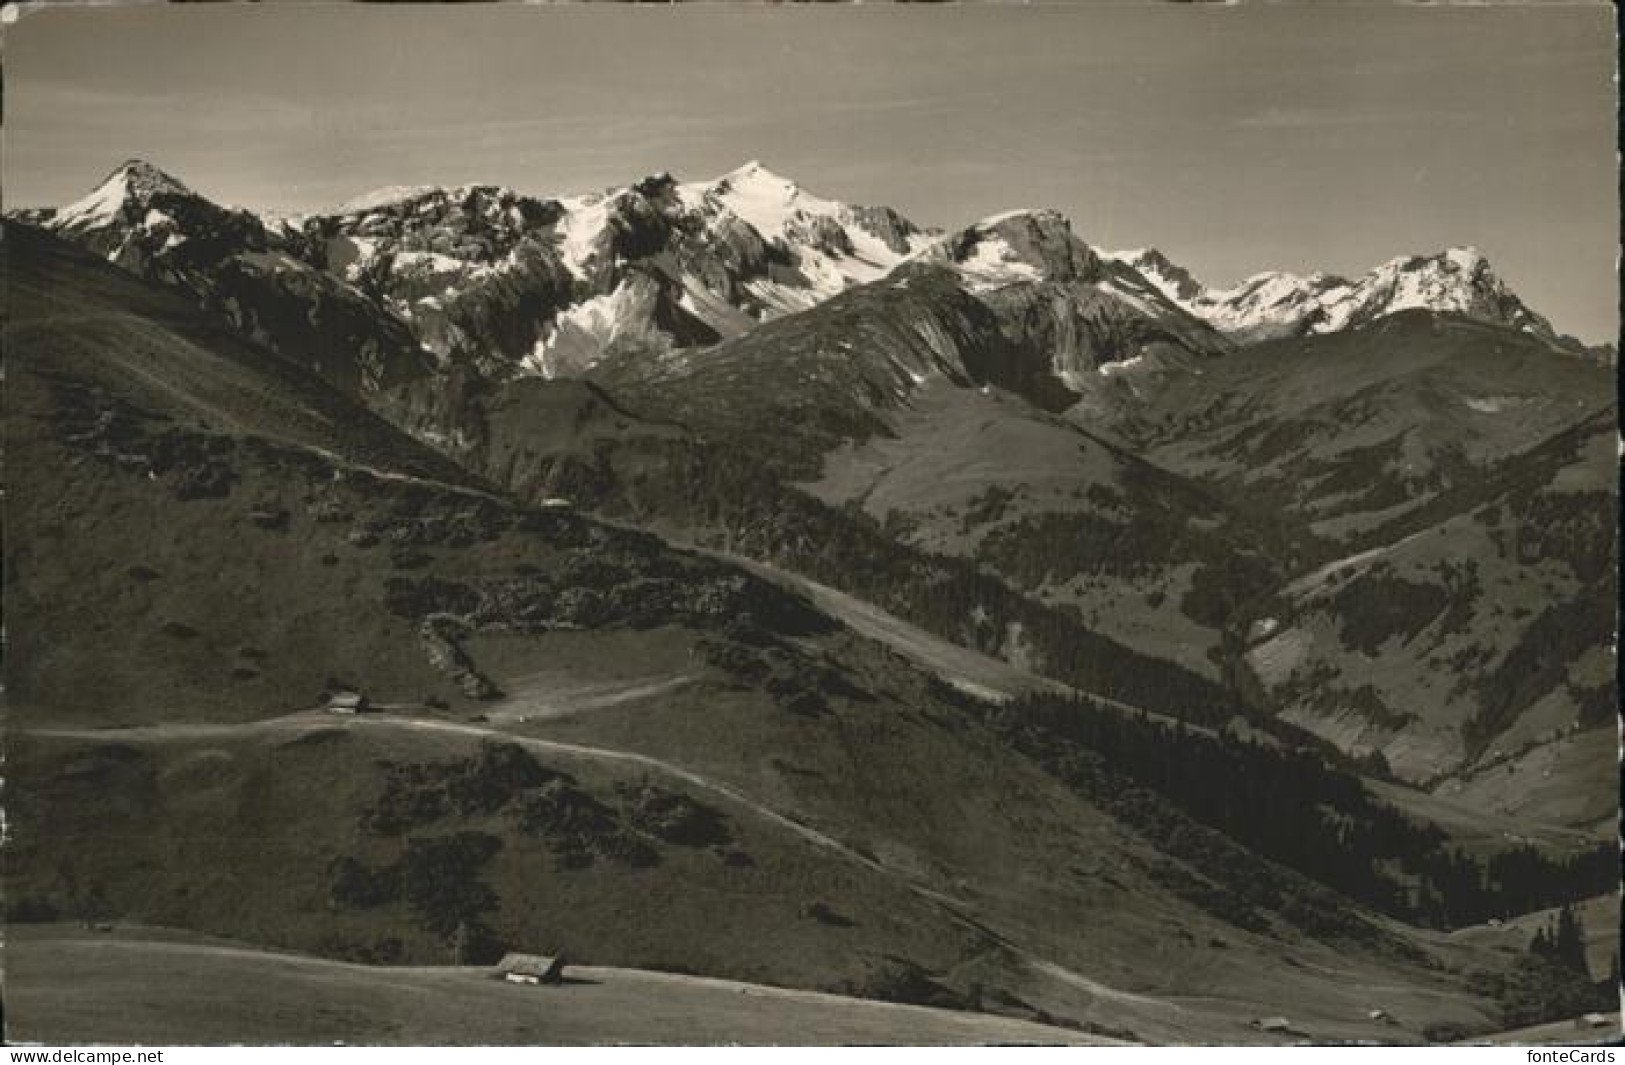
[1239,411,1617,799]
[1114,311,1612,543]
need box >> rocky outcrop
[914,210,1231,395]
[418,614,501,700]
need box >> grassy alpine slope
[3,220,1539,1043]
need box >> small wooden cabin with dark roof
[325,691,370,714]
[496,952,566,985]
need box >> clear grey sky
[4,2,1617,340]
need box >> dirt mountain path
[482,671,699,724]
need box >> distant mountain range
[22,159,1604,396]
[1104,245,1587,352]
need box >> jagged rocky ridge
[1108,245,1571,349]
[32,160,945,390]
[40,161,435,397]
[25,159,1593,419]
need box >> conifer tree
[1552,904,1589,975]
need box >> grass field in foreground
[3,924,1106,1046]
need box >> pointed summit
[706,160,803,209]
[1443,245,1486,269]
[1112,247,1205,302]
[719,159,791,186]
[109,159,193,196]
[54,159,194,231]
[692,160,815,243]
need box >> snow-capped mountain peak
[295,161,943,377]
[675,160,937,290]
[682,161,816,235]
[333,184,444,215]
[707,160,804,202]
[34,160,435,396]
[1104,243,1561,346]
[45,158,264,269]
[918,209,1100,291]
[52,159,195,231]
[1442,244,1486,270]
[1107,247,1206,302]
[726,158,773,177]
[716,158,795,188]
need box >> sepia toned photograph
[1,0,1618,1048]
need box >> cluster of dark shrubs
[957,485,1017,533]
[1467,592,1617,746]
[1329,568,1449,654]
[841,956,969,1011]
[380,556,829,642]
[978,506,1278,634]
[329,831,506,962]
[693,635,872,717]
[47,373,241,500]
[619,783,733,848]
[512,781,657,869]
[360,741,737,871]
[331,744,749,959]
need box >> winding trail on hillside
[482,672,699,724]
[25,709,1176,1016]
